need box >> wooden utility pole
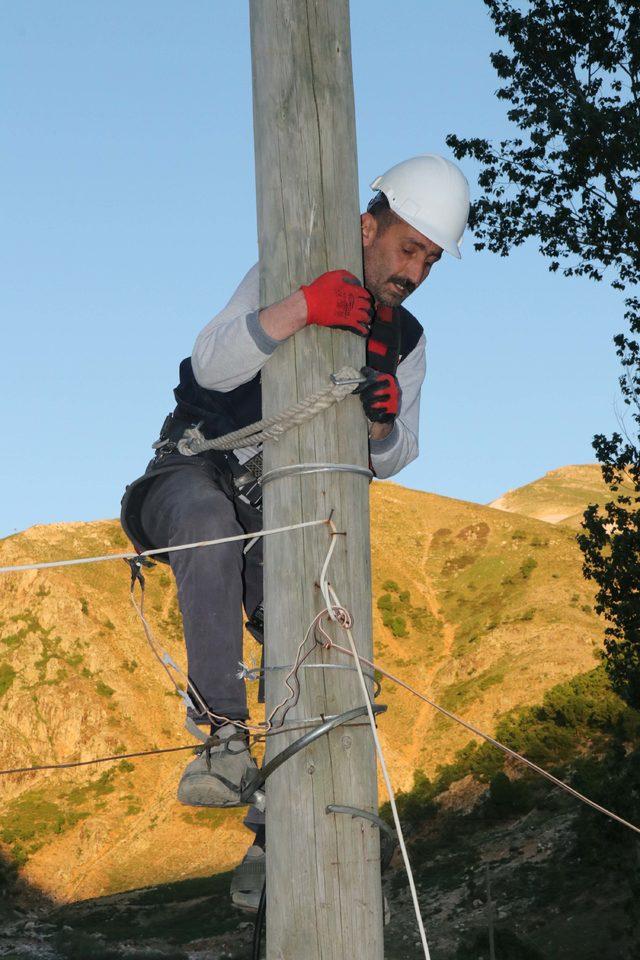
[250,2,384,958]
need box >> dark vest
[173,362,262,438]
[172,304,423,437]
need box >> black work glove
[356,366,401,424]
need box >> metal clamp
[241,703,386,804]
[326,804,398,872]
[330,372,367,387]
[325,804,396,840]
[261,462,373,487]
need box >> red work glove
[356,367,401,424]
[301,270,373,337]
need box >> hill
[488,463,615,527]
[0,478,603,905]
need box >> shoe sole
[177,779,247,808]
[231,893,261,914]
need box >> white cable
[326,583,431,959]
[319,531,339,611]
[0,518,328,574]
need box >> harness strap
[366,304,401,376]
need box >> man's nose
[405,263,425,287]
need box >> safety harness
[121,304,419,559]
[366,303,401,376]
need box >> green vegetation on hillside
[377,580,444,647]
[0,763,135,866]
[181,807,226,830]
[421,514,599,721]
[1,792,89,866]
[388,667,640,827]
[0,612,86,688]
[95,679,115,698]
[0,662,16,697]
[440,661,507,711]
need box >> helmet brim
[391,210,463,260]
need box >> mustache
[387,276,416,295]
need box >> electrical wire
[0,744,198,777]
[0,518,329,574]
[326,641,640,838]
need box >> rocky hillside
[0,475,604,906]
[3,668,637,960]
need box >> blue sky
[1,1,625,538]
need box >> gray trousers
[139,461,263,723]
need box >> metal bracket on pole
[326,804,398,872]
[325,804,396,841]
[240,704,387,805]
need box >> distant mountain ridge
[489,463,614,527]
[0,470,605,903]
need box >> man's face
[361,212,443,307]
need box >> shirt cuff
[246,309,284,355]
[369,422,400,455]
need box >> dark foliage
[446,0,640,287]
[578,442,640,707]
[446,1,640,707]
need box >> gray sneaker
[230,845,265,912]
[177,723,258,807]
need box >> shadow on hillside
[0,857,252,960]
[0,844,51,917]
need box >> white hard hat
[370,154,470,259]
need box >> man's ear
[361,212,378,249]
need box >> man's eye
[402,248,413,255]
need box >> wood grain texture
[249,1,384,957]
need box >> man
[121,153,469,903]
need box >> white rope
[328,588,431,958]
[0,518,328,574]
[176,366,363,454]
[320,528,432,959]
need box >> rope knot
[177,425,206,457]
[331,605,352,629]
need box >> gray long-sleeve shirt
[191,264,426,479]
